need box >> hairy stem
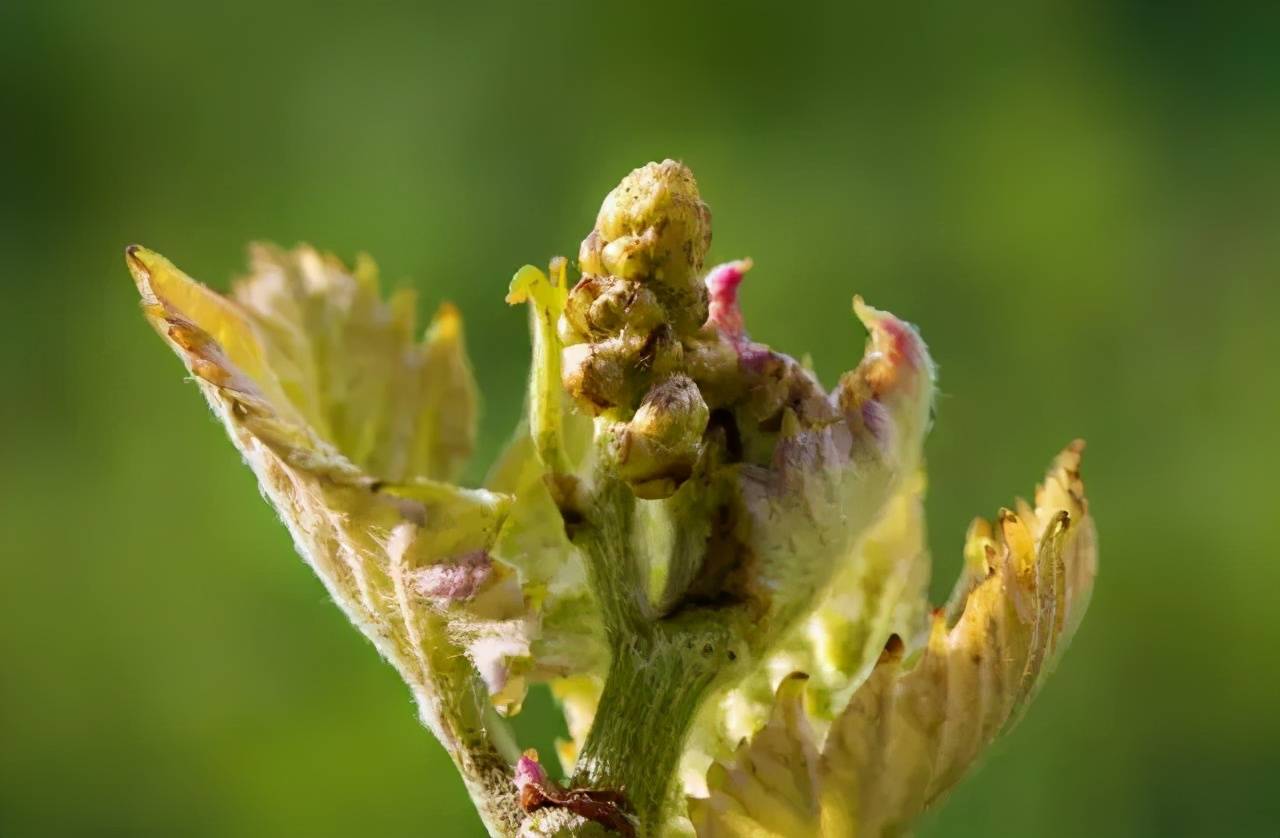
[577,478,654,635]
[567,473,741,834]
[388,533,523,837]
[414,630,525,837]
[573,622,729,833]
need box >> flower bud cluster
[559,161,831,498]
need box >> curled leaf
[724,300,936,650]
[127,244,523,834]
[692,443,1097,837]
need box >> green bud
[562,275,665,340]
[679,330,745,409]
[581,160,711,336]
[561,340,631,413]
[561,325,686,416]
[611,374,710,500]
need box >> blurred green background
[3,2,1278,835]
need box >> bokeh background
[3,2,1278,835]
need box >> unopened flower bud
[587,160,712,337]
[681,331,745,409]
[612,374,710,499]
[600,232,656,281]
[560,275,607,342]
[561,341,630,413]
[563,275,665,341]
[641,324,686,382]
[562,324,686,415]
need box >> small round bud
[593,280,665,336]
[613,374,710,499]
[561,342,629,413]
[682,332,746,409]
[562,275,610,340]
[556,314,586,347]
[563,275,666,341]
[600,233,655,280]
[639,324,685,382]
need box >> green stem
[578,478,653,634]
[567,474,740,833]
[421,637,524,837]
[572,624,728,833]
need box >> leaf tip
[430,301,463,339]
[124,243,154,293]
